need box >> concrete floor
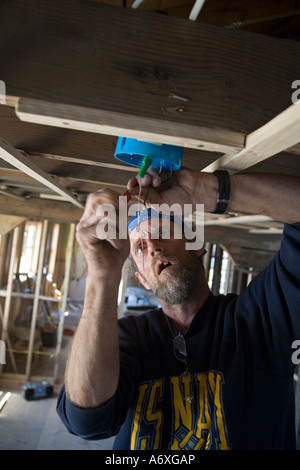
[0,382,115,450]
[1,378,299,450]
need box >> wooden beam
[0,137,84,208]
[16,98,240,154]
[0,105,219,173]
[0,226,20,375]
[240,151,300,178]
[203,103,300,172]
[0,166,128,199]
[0,215,26,235]
[204,225,282,253]
[1,1,300,148]
[24,152,136,188]
[40,154,137,173]
[3,104,300,178]
[0,188,25,202]
[204,224,283,273]
[204,215,274,226]
[0,194,83,223]
[222,243,278,273]
[53,223,76,381]
[0,105,130,170]
[25,220,48,380]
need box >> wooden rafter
[0,193,83,222]
[203,103,300,173]
[0,137,84,208]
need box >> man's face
[129,218,204,305]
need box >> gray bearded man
[57,168,300,450]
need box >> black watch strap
[212,170,231,214]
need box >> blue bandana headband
[127,208,207,255]
[127,208,184,235]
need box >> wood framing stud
[25,220,48,380]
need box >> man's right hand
[76,189,130,279]
[127,167,218,213]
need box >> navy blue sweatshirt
[57,223,300,450]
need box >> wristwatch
[212,170,231,214]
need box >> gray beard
[149,252,203,305]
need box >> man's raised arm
[128,170,300,224]
[64,189,129,409]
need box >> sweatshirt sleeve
[56,385,117,440]
[232,223,300,375]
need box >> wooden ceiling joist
[204,215,274,226]
[0,193,82,223]
[0,137,84,208]
[1,1,300,149]
[204,102,300,173]
[16,98,241,154]
[0,105,222,172]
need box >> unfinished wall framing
[0,220,78,383]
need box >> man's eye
[137,243,146,254]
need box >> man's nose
[148,244,162,257]
[151,248,162,257]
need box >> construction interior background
[0,0,299,450]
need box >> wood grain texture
[16,98,242,152]
[1,1,299,141]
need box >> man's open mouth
[156,259,175,276]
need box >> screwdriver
[122,156,153,203]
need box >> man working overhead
[57,169,300,450]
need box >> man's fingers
[127,168,163,190]
[80,189,120,222]
[139,167,162,187]
[77,189,124,246]
[76,208,129,258]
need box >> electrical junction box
[114,137,183,172]
[22,381,54,401]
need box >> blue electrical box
[114,137,183,172]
